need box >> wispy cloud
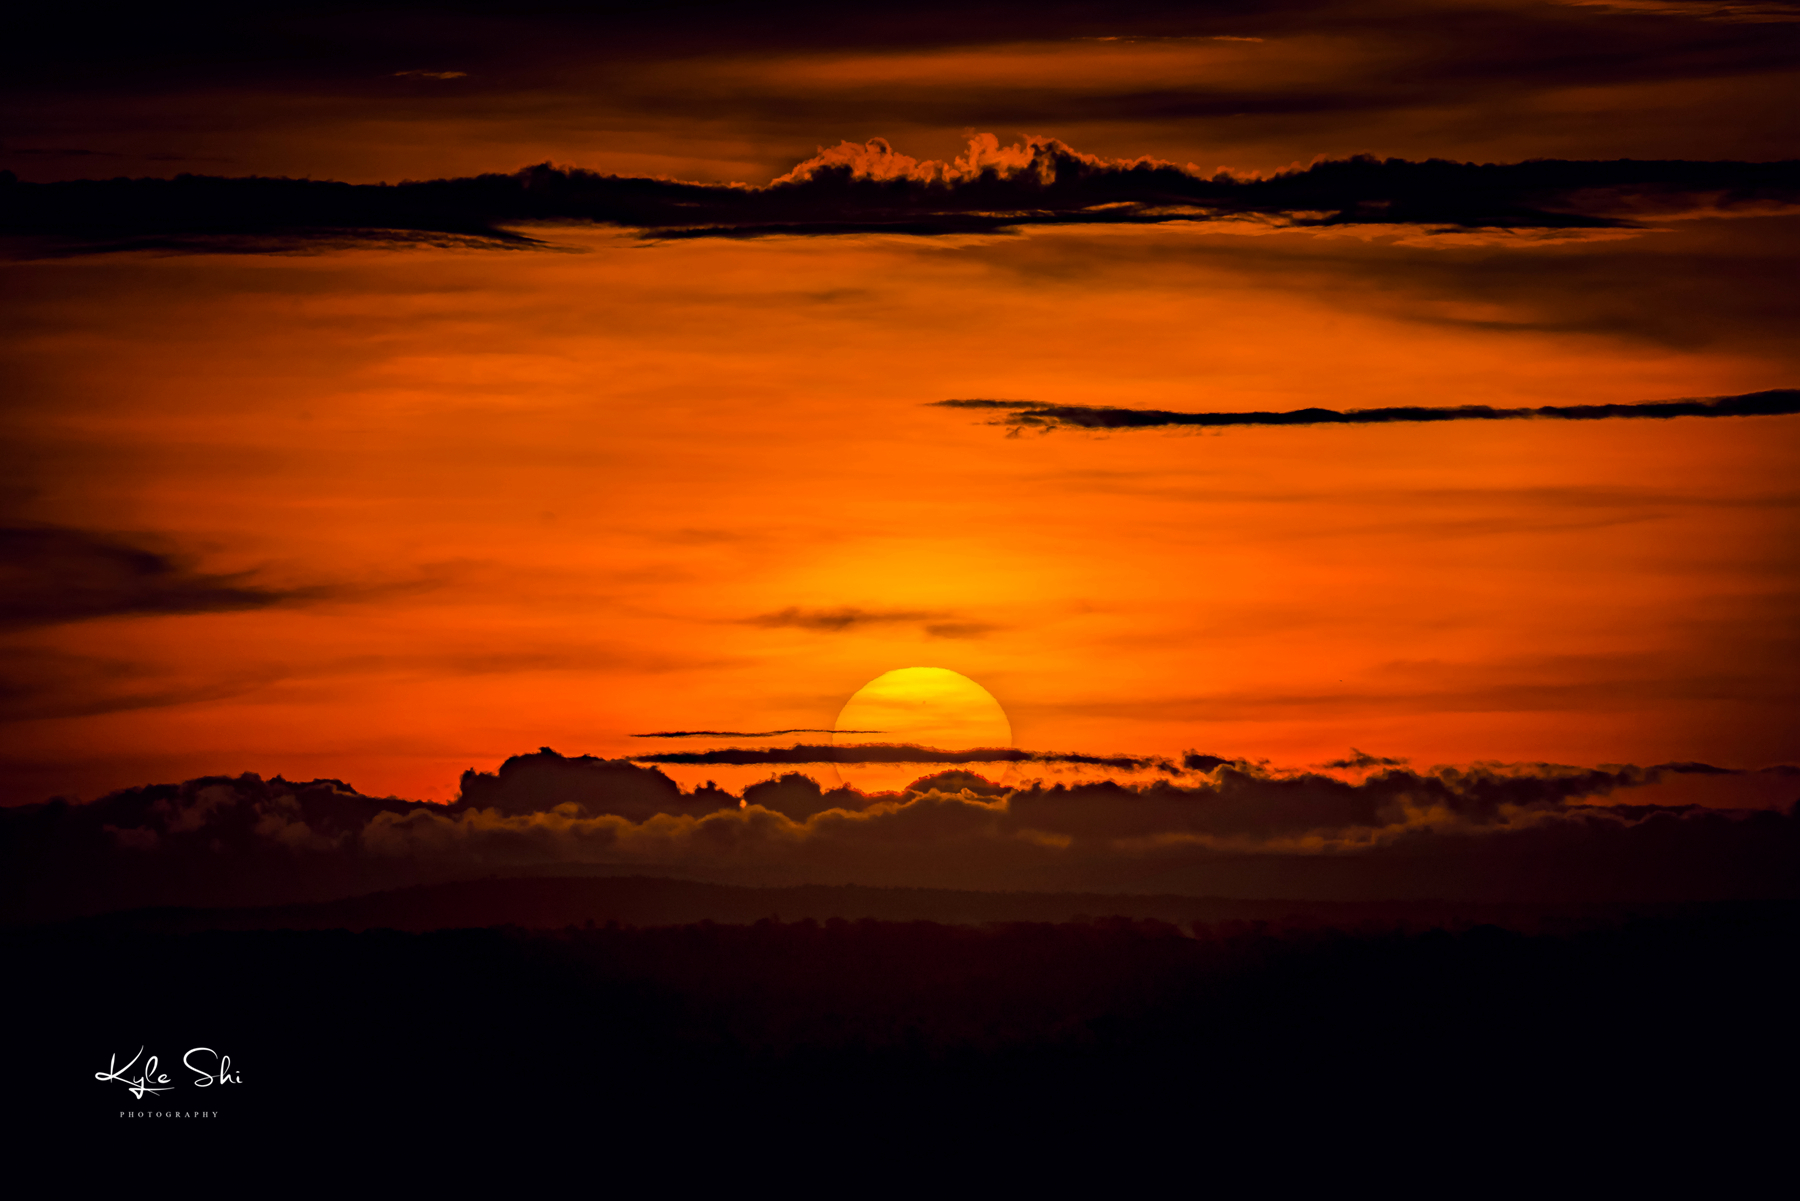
[631,729,880,738]
[747,606,946,632]
[743,607,999,639]
[924,621,1001,639]
[0,525,335,630]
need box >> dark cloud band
[627,743,1183,771]
[5,148,1796,252]
[631,729,878,738]
[935,389,1800,433]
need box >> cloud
[455,748,725,821]
[744,606,998,638]
[742,772,866,821]
[392,70,469,80]
[6,747,1794,921]
[10,0,1797,227]
[0,646,266,722]
[626,743,1183,772]
[1561,0,1800,23]
[0,525,333,630]
[1647,760,1800,776]
[631,729,876,738]
[924,621,1001,639]
[6,141,1796,252]
[933,389,1800,434]
[1320,749,1410,769]
[747,606,947,632]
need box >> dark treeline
[25,905,1797,1150]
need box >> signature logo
[96,1047,242,1099]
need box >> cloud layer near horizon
[5,140,1796,253]
[6,748,1794,921]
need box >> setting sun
[832,666,1012,791]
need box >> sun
[832,667,1012,793]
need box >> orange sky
[4,204,1795,805]
[3,0,1798,809]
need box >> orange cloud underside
[3,216,1796,803]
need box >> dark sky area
[7,0,1798,185]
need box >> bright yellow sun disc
[832,667,1011,793]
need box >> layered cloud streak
[937,389,1800,433]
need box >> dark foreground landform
[22,889,1797,1155]
[50,871,1792,935]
